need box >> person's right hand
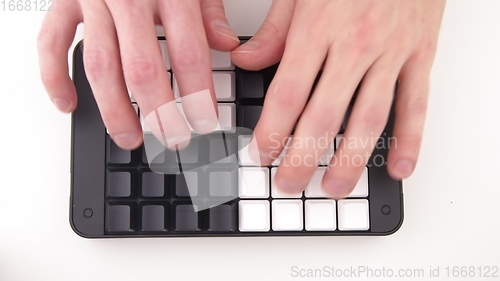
[38,0,240,149]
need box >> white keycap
[272,200,303,231]
[174,103,235,132]
[304,167,328,198]
[305,200,337,231]
[318,141,336,166]
[140,111,150,133]
[173,76,181,100]
[348,167,369,197]
[158,40,171,70]
[238,167,269,198]
[213,72,235,101]
[133,104,139,116]
[336,134,344,150]
[173,73,235,102]
[211,49,234,70]
[239,200,270,232]
[238,135,259,166]
[338,199,370,231]
[217,104,236,132]
[271,168,302,198]
[128,88,136,103]
[271,137,292,166]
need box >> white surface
[210,49,234,70]
[238,167,270,198]
[271,200,304,231]
[238,200,270,232]
[349,167,369,198]
[338,199,371,231]
[305,200,337,231]
[271,168,303,198]
[158,40,171,70]
[0,0,500,280]
[212,71,236,101]
[304,167,329,197]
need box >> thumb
[231,0,296,71]
[201,0,240,51]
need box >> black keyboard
[70,37,403,238]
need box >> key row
[107,166,368,199]
[239,199,370,232]
[106,203,237,232]
[238,135,344,167]
[106,198,370,233]
[239,167,368,199]
[158,40,234,71]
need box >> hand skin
[232,0,447,198]
[37,0,240,149]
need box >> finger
[79,1,143,150]
[200,0,240,50]
[249,12,329,167]
[273,44,374,194]
[231,0,295,71]
[387,52,433,179]
[37,1,81,113]
[322,56,402,198]
[160,0,219,134]
[105,0,191,148]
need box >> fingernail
[232,40,260,54]
[212,20,240,43]
[52,98,71,112]
[193,119,218,135]
[275,177,303,194]
[395,159,415,177]
[324,179,352,199]
[165,134,191,150]
[114,133,140,149]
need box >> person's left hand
[231,0,446,198]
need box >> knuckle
[357,105,389,129]
[405,95,428,117]
[83,48,114,78]
[266,83,304,113]
[170,45,204,71]
[123,58,160,86]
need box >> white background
[1,0,499,280]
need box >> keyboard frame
[70,37,404,238]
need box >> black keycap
[209,136,237,164]
[108,139,131,164]
[178,137,199,164]
[175,205,199,231]
[142,205,165,231]
[239,106,262,131]
[175,171,198,197]
[209,170,237,197]
[238,73,265,99]
[106,205,130,232]
[209,204,237,232]
[141,172,165,197]
[107,172,131,197]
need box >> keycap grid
[104,39,372,235]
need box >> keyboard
[70,37,403,238]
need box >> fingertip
[51,97,76,113]
[388,158,416,180]
[322,178,354,200]
[112,132,143,150]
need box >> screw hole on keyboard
[381,205,391,215]
[83,208,93,218]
